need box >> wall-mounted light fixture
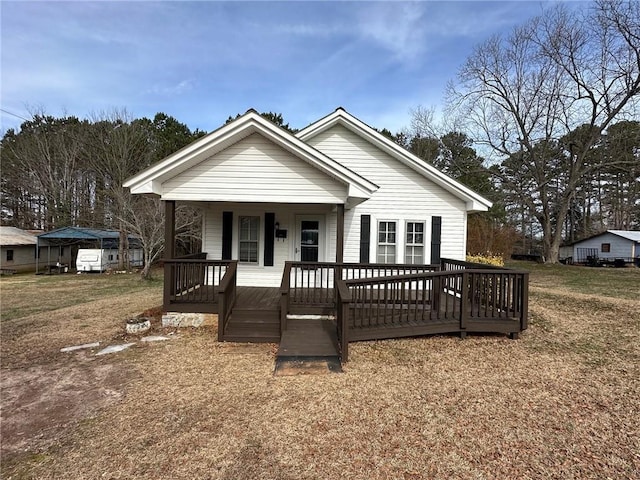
[275,221,287,240]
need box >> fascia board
[128,180,161,195]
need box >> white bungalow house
[124,108,491,286]
[123,108,523,356]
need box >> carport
[36,227,140,273]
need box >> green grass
[506,260,640,300]
[0,271,163,322]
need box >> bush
[466,253,505,267]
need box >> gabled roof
[572,230,640,245]
[0,226,38,246]
[608,230,640,242]
[123,110,378,201]
[297,108,492,212]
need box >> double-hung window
[377,221,396,264]
[405,221,425,264]
[239,216,259,263]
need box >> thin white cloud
[145,80,195,97]
[355,3,429,61]
[274,22,345,38]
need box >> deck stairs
[223,307,280,343]
[222,287,280,342]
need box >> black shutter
[222,211,233,260]
[264,212,275,267]
[359,214,371,263]
[431,216,442,264]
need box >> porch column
[164,200,176,259]
[336,203,345,263]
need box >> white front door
[295,216,324,262]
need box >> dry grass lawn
[1,265,639,479]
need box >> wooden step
[223,333,280,343]
[222,310,281,343]
[229,309,279,323]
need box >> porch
[163,258,529,361]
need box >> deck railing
[217,261,238,341]
[281,261,440,315]
[163,255,233,312]
[317,260,529,361]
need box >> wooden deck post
[164,200,176,260]
[336,203,345,263]
[460,271,469,331]
[163,200,176,311]
[520,272,529,331]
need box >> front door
[296,217,323,262]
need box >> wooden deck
[164,258,530,362]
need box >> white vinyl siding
[238,216,259,263]
[572,232,637,259]
[202,203,336,287]
[405,221,425,264]
[307,124,468,263]
[377,221,396,264]
[162,133,347,203]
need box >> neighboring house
[125,108,491,286]
[0,226,39,273]
[562,230,640,265]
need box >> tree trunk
[140,251,153,280]
[118,227,125,270]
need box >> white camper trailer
[76,248,143,272]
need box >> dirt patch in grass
[2,270,639,479]
[1,275,164,474]
[0,352,135,459]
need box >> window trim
[238,215,260,264]
[376,220,397,264]
[405,220,425,265]
[601,243,611,253]
[6,249,14,262]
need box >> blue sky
[1,1,562,135]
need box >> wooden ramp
[278,318,340,358]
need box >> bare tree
[85,110,165,275]
[447,0,639,262]
[1,112,90,229]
